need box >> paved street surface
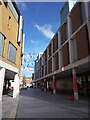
[16,88,88,118]
[2,95,19,119]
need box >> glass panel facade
[0,33,4,56]
[8,43,17,63]
[60,2,69,24]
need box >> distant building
[0,0,24,101]
[25,77,32,87]
[33,2,90,100]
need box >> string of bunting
[22,52,36,71]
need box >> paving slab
[2,95,19,119]
[16,88,88,118]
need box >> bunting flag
[23,52,35,57]
[29,53,31,55]
[22,51,36,72]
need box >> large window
[8,43,17,63]
[0,33,5,56]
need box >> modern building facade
[33,2,90,100]
[0,0,24,101]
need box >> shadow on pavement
[19,88,88,106]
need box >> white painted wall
[0,68,5,101]
[0,60,19,73]
[18,16,23,43]
[13,74,20,98]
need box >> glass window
[60,2,69,24]
[8,43,17,63]
[0,33,5,56]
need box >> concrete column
[59,50,63,69]
[58,31,61,49]
[67,15,73,64]
[52,56,54,72]
[13,74,20,98]
[69,40,73,64]
[51,41,53,55]
[72,68,78,100]
[44,53,45,76]
[47,47,49,74]
[0,68,5,101]
[47,81,49,90]
[44,79,47,92]
[84,2,89,20]
[58,31,63,69]
[52,55,56,72]
[53,75,56,95]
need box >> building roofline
[12,0,21,15]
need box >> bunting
[21,52,36,72]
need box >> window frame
[0,32,6,57]
[8,42,17,64]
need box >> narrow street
[0,1,90,120]
[15,88,88,118]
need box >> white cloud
[34,24,54,39]
[30,39,40,44]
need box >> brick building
[33,2,90,100]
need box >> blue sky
[17,2,64,77]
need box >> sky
[17,2,64,77]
